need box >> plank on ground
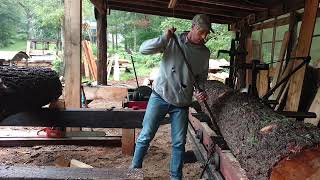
[0,165,143,179]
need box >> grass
[0,39,27,51]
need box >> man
[131,14,212,180]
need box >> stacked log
[0,66,62,118]
[202,80,320,180]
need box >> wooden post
[64,0,82,132]
[285,0,319,111]
[95,5,108,85]
[122,128,135,156]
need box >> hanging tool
[126,48,139,88]
[172,33,221,136]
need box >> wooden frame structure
[1,0,319,179]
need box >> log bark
[201,80,320,180]
[0,67,62,117]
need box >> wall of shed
[251,12,320,67]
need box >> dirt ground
[0,78,203,179]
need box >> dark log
[0,66,62,117]
[202,80,320,180]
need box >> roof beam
[185,0,267,11]
[108,0,242,20]
[108,5,233,24]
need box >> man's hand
[166,27,177,39]
[195,90,208,102]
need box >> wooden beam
[0,108,145,128]
[168,0,178,8]
[108,5,233,24]
[95,8,108,84]
[108,0,242,19]
[0,137,121,147]
[285,0,319,111]
[108,0,238,22]
[270,31,290,98]
[64,0,81,109]
[186,0,267,11]
[64,0,82,132]
[0,166,143,179]
[121,128,135,156]
[90,0,107,15]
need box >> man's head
[188,14,213,45]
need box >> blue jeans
[131,92,189,180]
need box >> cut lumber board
[70,159,93,168]
[258,70,269,97]
[0,165,143,179]
[285,0,319,111]
[121,128,135,156]
[114,54,120,81]
[83,85,128,102]
[107,57,114,80]
[270,31,290,92]
[201,80,320,180]
[82,40,97,80]
[0,67,62,117]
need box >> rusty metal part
[188,109,248,179]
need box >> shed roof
[91,0,305,24]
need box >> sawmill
[0,0,320,179]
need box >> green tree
[0,1,23,47]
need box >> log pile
[202,80,320,180]
[0,66,62,118]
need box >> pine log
[202,80,320,180]
[0,66,62,117]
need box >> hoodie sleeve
[198,50,210,90]
[139,34,169,55]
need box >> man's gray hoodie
[139,32,210,107]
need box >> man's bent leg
[131,93,169,168]
[169,106,188,179]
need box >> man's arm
[139,27,176,55]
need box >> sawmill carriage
[0,0,320,179]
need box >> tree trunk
[201,80,320,180]
[0,67,62,118]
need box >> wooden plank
[107,57,114,80]
[258,70,269,97]
[82,41,96,80]
[0,137,121,147]
[70,159,94,168]
[83,86,127,102]
[114,54,120,81]
[121,128,135,156]
[0,108,145,128]
[0,165,143,179]
[285,0,319,111]
[64,0,82,132]
[87,41,98,81]
[270,31,290,98]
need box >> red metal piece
[37,128,64,138]
[126,101,148,110]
